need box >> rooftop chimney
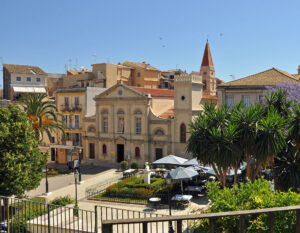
[298,65,300,75]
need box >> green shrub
[193,178,300,232]
[120,161,128,171]
[131,162,139,170]
[157,164,165,168]
[51,196,74,206]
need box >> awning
[13,86,46,93]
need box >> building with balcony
[3,64,48,100]
[51,87,106,163]
[81,42,219,165]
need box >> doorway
[117,144,124,163]
[155,148,163,160]
[51,148,56,161]
[89,143,95,159]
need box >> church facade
[81,42,219,164]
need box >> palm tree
[22,93,65,141]
[275,142,300,192]
[187,103,242,187]
[231,104,263,180]
[255,107,287,183]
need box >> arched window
[135,147,140,158]
[101,109,108,114]
[134,109,142,115]
[103,144,107,154]
[88,125,96,132]
[155,129,165,136]
[117,109,124,114]
[180,123,186,143]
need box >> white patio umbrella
[153,155,187,166]
[165,167,198,194]
[181,158,199,167]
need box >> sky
[1,0,300,87]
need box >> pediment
[94,83,149,100]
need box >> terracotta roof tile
[202,93,218,100]
[131,87,174,97]
[159,106,174,119]
[123,61,160,71]
[3,64,46,75]
[220,68,300,87]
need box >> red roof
[202,93,218,100]
[159,106,174,119]
[201,41,214,67]
[132,87,174,97]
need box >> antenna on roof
[75,58,78,69]
[68,59,72,70]
[64,64,68,72]
[229,74,236,80]
[92,54,97,63]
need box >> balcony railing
[61,140,82,146]
[61,104,82,112]
[102,205,300,233]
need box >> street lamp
[74,170,79,216]
[78,148,82,183]
[45,165,49,194]
[165,172,174,233]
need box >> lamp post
[74,170,79,216]
[165,172,174,233]
[45,165,49,194]
[78,148,82,183]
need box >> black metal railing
[102,205,300,233]
[0,196,96,233]
[61,104,82,112]
[96,205,166,233]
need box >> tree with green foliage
[187,103,242,187]
[231,104,262,180]
[0,105,47,196]
[22,93,64,141]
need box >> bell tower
[200,40,217,96]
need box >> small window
[242,95,250,107]
[259,95,265,104]
[26,77,31,82]
[36,77,41,82]
[51,137,55,143]
[86,82,89,87]
[16,76,21,81]
[155,129,164,136]
[203,80,207,91]
[118,117,124,134]
[137,72,141,78]
[117,109,124,114]
[103,144,107,154]
[88,125,96,132]
[134,109,142,115]
[136,117,142,135]
[181,96,185,100]
[203,72,207,75]
[180,123,186,143]
[135,147,140,158]
[81,82,84,87]
[102,117,108,133]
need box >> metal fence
[85,175,123,198]
[0,196,168,233]
[96,205,168,233]
[0,196,96,233]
